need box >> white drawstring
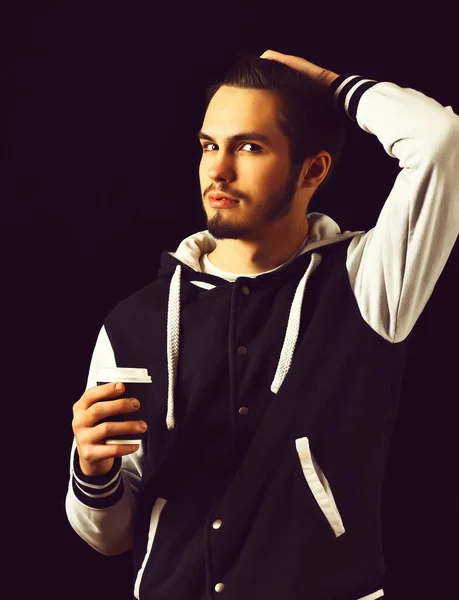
[271,253,322,394]
[166,265,182,430]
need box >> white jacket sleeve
[336,76,459,342]
[65,325,145,556]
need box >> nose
[206,153,236,183]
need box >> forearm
[65,440,138,556]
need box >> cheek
[251,163,288,190]
[198,160,206,187]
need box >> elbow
[68,519,134,556]
[429,114,459,158]
[65,492,134,557]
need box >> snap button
[212,519,223,529]
[237,345,247,356]
[238,406,249,416]
[215,582,225,593]
[241,285,250,296]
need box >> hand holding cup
[72,369,151,477]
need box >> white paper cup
[96,367,152,445]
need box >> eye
[201,142,261,152]
[240,143,261,152]
[201,142,217,152]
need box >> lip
[208,193,239,208]
[209,197,239,208]
[209,192,238,201]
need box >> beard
[202,165,302,241]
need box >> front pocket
[134,496,168,599]
[295,437,345,538]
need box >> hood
[159,212,354,278]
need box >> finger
[86,419,147,445]
[78,442,141,463]
[259,49,290,61]
[90,397,141,426]
[259,49,305,72]
[75,382,125,414]
[259,51,326,82]
[73,396,141,429]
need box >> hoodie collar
[168,213,344,274]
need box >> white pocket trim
[134,497,168,599]
[295,437,345,538]
[358,590,384,600]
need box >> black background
[2,3,457,599]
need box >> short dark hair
[203,52,346,194]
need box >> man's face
[198,86,303,240]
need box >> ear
[300,152,331,189]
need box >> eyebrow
[197,130,272,145]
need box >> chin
[208,223,254,240]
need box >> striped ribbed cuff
[329,73,379,122]
[72,451,124,509]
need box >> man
[66,50,459,599]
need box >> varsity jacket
[65,73,459,600]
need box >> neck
[207,218,310,275]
